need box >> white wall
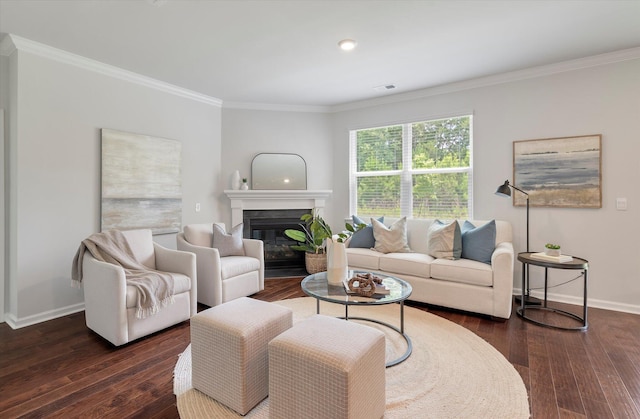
[3,42,222,327]
[3,35,639,326]
[1,51,8,323]
[220,108,334,223]
[224,58,640,314]
[331,58,640,313]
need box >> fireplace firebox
[243,209,310,277]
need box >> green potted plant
[285,210,333,274]
[544,243,561,257]
[284,210,366,274]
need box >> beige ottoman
[191,297,293,415]
[269,314,386,419]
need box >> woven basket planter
[305,252,327,274]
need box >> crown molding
[0,34,17,56]
[222,101,330,113]
[330,46,640,113]
[5,33,639,113]
[3,34,222,107]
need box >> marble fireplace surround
[224,190,332,228]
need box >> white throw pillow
[372,217,411,254]
[212,223,245,257]
[427,220,462,260]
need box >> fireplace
[243,209,310,276]
[224,189,332,277]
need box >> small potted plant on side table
[544,243,561,257]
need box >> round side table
[517,252,588,331]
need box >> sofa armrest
[154,243,197,316]
[177,233,223,307]
[82,254,128,346]
[490,241,515,319]
[243,238,265,290]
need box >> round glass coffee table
[301,270,413,367]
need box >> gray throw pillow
[372,217,411,254]
[427,220,462,260]
[212,223,245,257]
[348,215,384,248]
[461,220,496,264]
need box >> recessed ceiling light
[338,39,357,51]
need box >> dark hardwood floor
[1,277,639,418]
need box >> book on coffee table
[530,252,573,263]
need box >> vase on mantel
[231,170,241,190]
[326,237,348,286]
[240,179,249,190]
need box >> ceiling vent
[373,84,396,92]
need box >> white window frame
[349,115,473,220]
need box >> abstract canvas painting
[513,135,601,208]
[101,129,182,234]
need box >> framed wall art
[101,129,182,235]
[513,135,601,208]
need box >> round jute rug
[174,297,530,418]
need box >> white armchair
[82,229,197,346]
[176,223,264,307]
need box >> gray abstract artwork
[101,129,182,234]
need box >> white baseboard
[513,288,640,316]
[4,303,86,330]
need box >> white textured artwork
[101,129,182,235]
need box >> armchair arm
[154,243,196,278]
[177,233,223,307]
[242,238,265,291]
[154,243,197,316]
[490,241,515,319]
[82,254,129,346]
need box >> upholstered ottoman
[191,297,293,415]
[269,314,386,419]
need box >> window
[349,115,472,220]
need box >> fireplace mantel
[224,189,332,226]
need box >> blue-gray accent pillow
[348,215,384,248]
[461,220,496,264]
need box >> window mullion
[401,124,412,217]
[349,130,357,216]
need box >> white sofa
[346,218,514,319]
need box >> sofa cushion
[372,217,411,254]
[348,215,383,248]
[461,220,496,264]
[213,223,245,257]
[346,248,380,271]
[379,252,433,279]
[426,220,462,260]
[430,258,493,287]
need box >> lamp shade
[495,181,511,197]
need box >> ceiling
[2,0,640,108]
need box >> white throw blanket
[72,230,175,319]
